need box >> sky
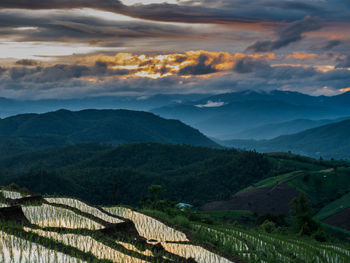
[0,0,349,99]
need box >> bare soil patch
[323,207,350,231]
[202,183,299,215]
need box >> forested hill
[0,109,218,149]
[0,143,273,206]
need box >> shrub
[260,220,276,233]
[173,215,191,228]
[256,213,287,227]
[312,228,328,242]
[199,214,214,225]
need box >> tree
[148,185,163,202]
[290,193,318,236]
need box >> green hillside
[315,192,350,221]
[286,168,350,210]
[237,166,350,212]
[1,141,350,234]
[229,163,350,232]
[0,143,273,206]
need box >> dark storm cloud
[0,0,123,11]
[268,65,318,80]
[0,11,195,43]
[0,0,348,55]
[233,57,270,73]
[0,0,349,25]
[0,0,263,24]
[323,40,342,51]
[5,62,131,83]
[178,54,218,75]
[0,0,243,24]
[15,59,40,66]
[9,67,45,80]
[247,16,323,52]
[178,0,350,22]
[0,67,6,76]
[335,55,350,68]
[104,0,347,24]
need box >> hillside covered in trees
[0,143,274,206]
[0,109,218,154]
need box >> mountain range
[2,90,350,159]
[227,117,350,140]
[3,90,350,141]
[221,119,350,159]
[151,90,350,139]
[0,94,210,118]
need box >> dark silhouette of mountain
[221,119,350,159]
[0,109,218,150]
[0,94,211,118]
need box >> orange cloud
[286,52,317,60]
[340,87,350,93]
[79,50,275,79]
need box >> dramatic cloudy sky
[0,0,349,99]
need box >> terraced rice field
[0,190,27,199]
[0,189,234,263]
[25,228,148,263]
[22,204,105,230]
[192,224,350,263]
[161,243,232,263]
[103,206,189,242]
[0,230,86,263]
[0,201,8,208]
[1,189,349,263]
[45,197,124,224]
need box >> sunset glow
[0,0,348,98]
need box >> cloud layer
[0,50,348,99]
[0,0,349,98]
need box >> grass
[315,192,350,220]
[266,155,328,172]
[238,171,302,194]
[198,210,255,226]
[286,167,350,210]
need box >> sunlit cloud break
[79,51,275,79]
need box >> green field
[286,167,350,210]
[236,165,350,216]
[239,171,302,193]
[315,192,350,221]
